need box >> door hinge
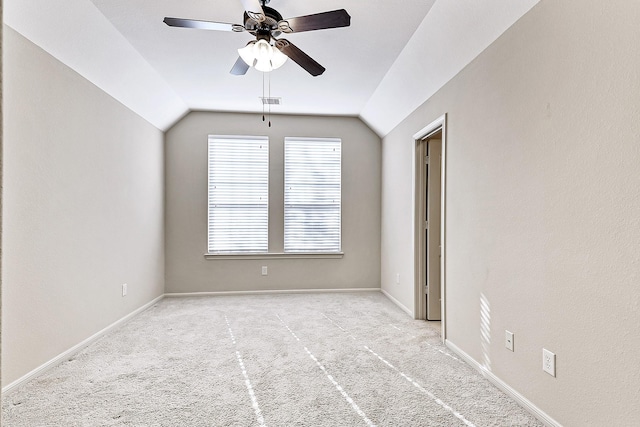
[424,220,429,230]
[424,284,428,294]
[425,155,429,165]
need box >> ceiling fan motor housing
[244,6,283,37]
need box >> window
[208,135,268,253]
[284,137,342,253]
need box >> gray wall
[380,0,640,425]
[165,112,381,293]
[1,27,165,386]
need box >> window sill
[204,252,344,260]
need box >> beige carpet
[2,292,543,426]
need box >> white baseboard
[165,288,382,297]
[381,289,414,317]
[2,294,165,395]
[445,340,562,427]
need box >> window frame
[204,135,344,260]
[283,137,343,254]
[206,135,269,255]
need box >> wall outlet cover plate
[543,348,556,377]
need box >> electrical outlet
[543,348,556,377]
[261,266,268,276]
[122,283,128,297]
[396,273,400,284]
[505,330,514,351]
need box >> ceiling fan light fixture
[238,41,258,67]
[238,39,287,72]
[254,38,272,59]
[270,47,288,69]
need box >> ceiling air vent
[260,97,282,105]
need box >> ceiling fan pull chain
[262,71,266,122]
[268,71,272,127]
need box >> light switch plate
[505,330,514,351]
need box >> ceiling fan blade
[163,17,244,32]
[275,39,325,76]
[230,57,250,76]
[239,0,266,22]
[278,9,350,33]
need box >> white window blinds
[208,135,269,253]
[284,137,341,253]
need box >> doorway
[413,114,447,340]
[424,135,442,320]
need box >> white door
[426,139,442,320]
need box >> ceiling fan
[164,0,351,77]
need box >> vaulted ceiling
[5,0,540,136]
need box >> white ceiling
[4,0,540,136]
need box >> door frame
[412,114,447,341]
